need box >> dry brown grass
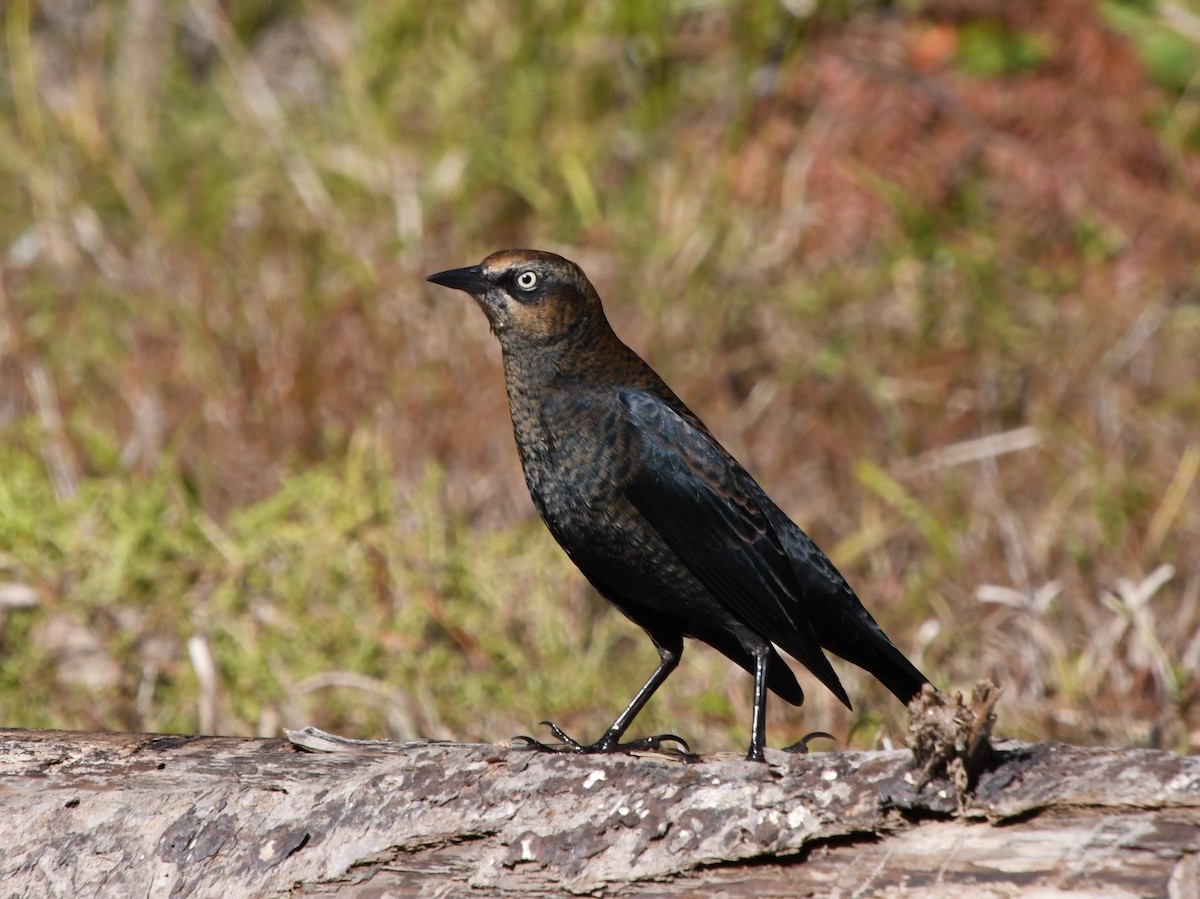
[1,0,1197,752]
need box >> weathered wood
[0,727,1197,897]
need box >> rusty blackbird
[427,249,930,761]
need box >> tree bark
[1,725,1198,897]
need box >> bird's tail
[826,622,929,705]
[767,509,931,706]
[867,646,929,704]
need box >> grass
[1,0,1198,755]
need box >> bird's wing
[618,389,851,708]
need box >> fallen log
[0,723,1197,897]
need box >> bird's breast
[508,394,634,545]
[504,385,741,626]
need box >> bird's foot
[512,721,695,759]
[782,731,836,754]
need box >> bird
[426,249,931,762]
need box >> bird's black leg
[514,634,692,755]
[746,646,771,762]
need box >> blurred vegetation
[1,0,1198,754]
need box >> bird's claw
[541,720,586,750]
[783,731,836,754]
[511,734,558,752]
[617,732,692,754]
[511,721,695,758]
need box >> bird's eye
[515,271,538,291]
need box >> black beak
[426,264,489,294]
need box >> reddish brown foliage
[731,0,1200,285]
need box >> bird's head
[426,249,605,348]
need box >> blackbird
[427,249,930,761]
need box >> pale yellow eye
[515,271,538,291]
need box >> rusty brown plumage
[427,249,931,761]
